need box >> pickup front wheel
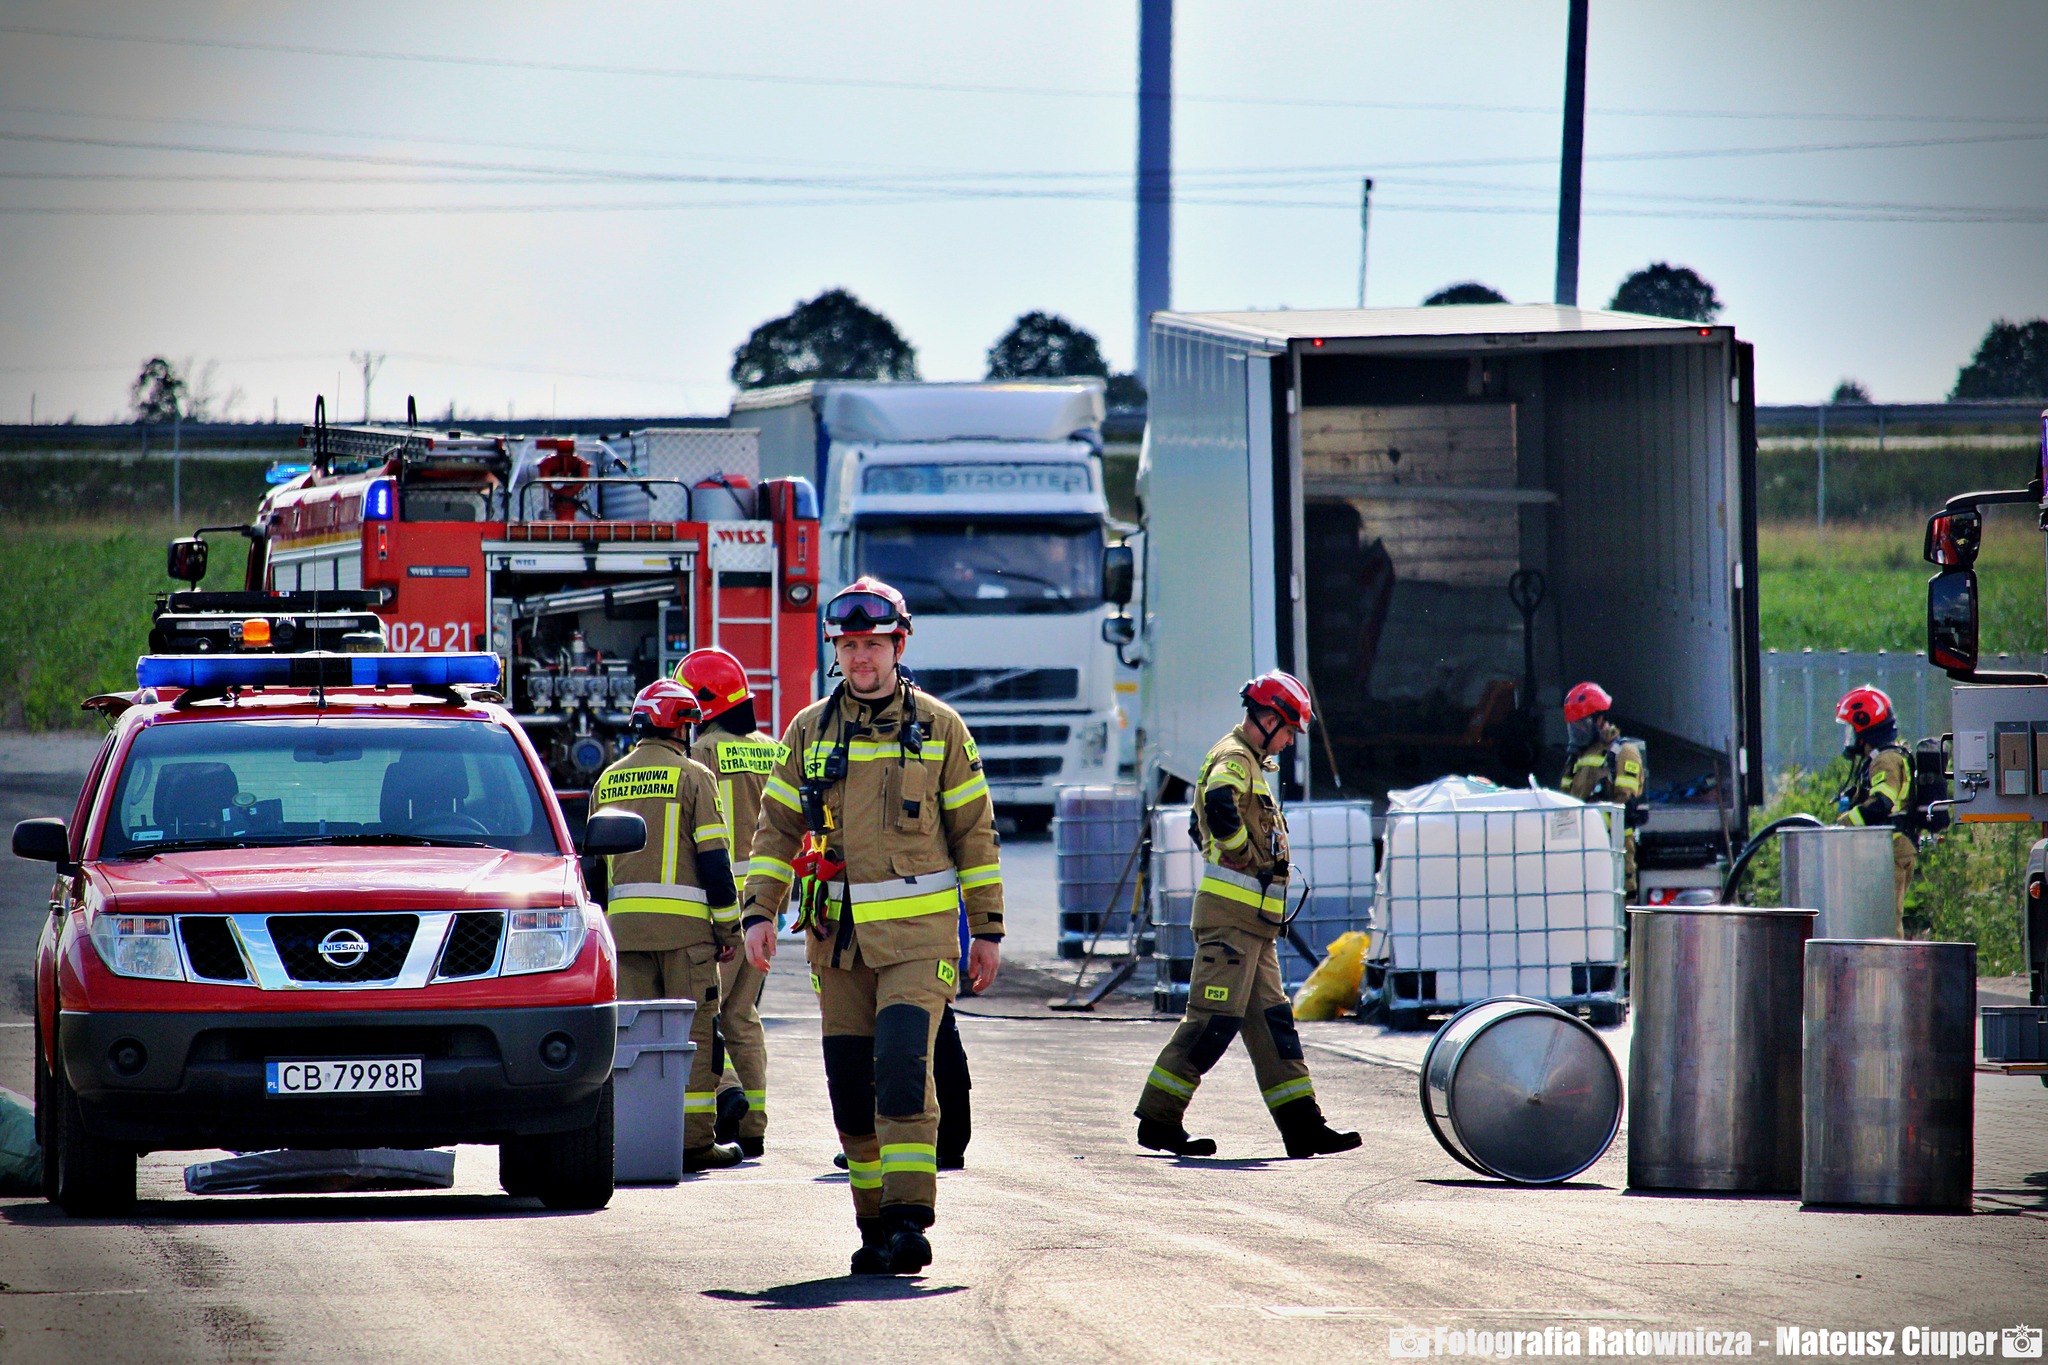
[502,1077,614,1211]
[51,1059,137,1217]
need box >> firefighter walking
[1135,672,1361,1160]
[1560,682,1647,899]
[677,646,786,1158]
[592,679,744,1172]
[1835,685,1917,936]
[739,577,1004,1276]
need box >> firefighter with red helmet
[737,576,1004,1276]
[1835,684,1916,935]
[1134,671,1362,1161]
[1561,682,1647,898]
[675,646,786,1157]
[591,678,744,1171]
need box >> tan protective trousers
[814,941,958,1226]
[715,952,768,1140]
[618,943,723,1150]
[1893,831,1917,938]
[1136,926,1315,1124]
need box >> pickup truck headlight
[501,907,586,975]
[90,914,182,980]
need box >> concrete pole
[1553,0,1589,307]
[172,407,182,525]
[1816,403,1827,530]
[1357,178,1374,307]
[1134,0,1172,383]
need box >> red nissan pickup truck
[15,643,642,1215]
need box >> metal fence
[1759,650,2045,776]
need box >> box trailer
[1134,304,1762,903]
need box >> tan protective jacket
[690,726,787,923]
[592,735,732,952]
[1190,725,1291,939]
[742,681,1004,968]
[1563,725,1645,803]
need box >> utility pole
[351,350,385,423]
[1134,0,1172,384]
[1357,178,1374,307]
[1816,403,1828,530]
[172,400,183,525]
[1553,0,1589,306]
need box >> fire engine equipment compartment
[1137,305,1760,888]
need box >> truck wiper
[295,833,493,849]
[109,837,254,859]
[109,832,492,858]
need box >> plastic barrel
[1802,939,1975,1209]
[612,1039,698,1184]
[1627,905,1813,1192]
[1420,996,1622,1183]
[616,999,699,1048]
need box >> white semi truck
[1121,304,1766,902]
[734,379,1124,823]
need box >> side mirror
[167,536,209,585]
[1927,568,1980,675]
[1923,508,1981,568]
[1101,543,1135,607]
[579,809,646,857]
[13,817,70,864]
[1101,614,1137,647]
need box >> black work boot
[738,1136,765,1159]
[683,1141,744,1172]
[1271,1097,1362,1158]
[1136,1117,1218,1157]
[714,1089,751,1145]
[849,1217,893,1275]
[881,1209,934,1275]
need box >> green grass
[1759,513,2045,654]
[1740,757,2026,972]
[0,519,182,731]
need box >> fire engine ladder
[300,423,502,467]
[707,533,780,731]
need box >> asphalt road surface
[1,738,2043,1363]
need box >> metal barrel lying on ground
[1419,996,1623,1184]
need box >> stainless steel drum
[1779,825,1897,939]
[1802,939,1976,1209]
[1627,905,1814,1191]
[1421,997,1623,1183]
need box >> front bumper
[60,1003,615,1151]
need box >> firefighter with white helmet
[1134,671,1362,1160]
[592,678,744,1171]
[676,646,787,1157]
[1835,684,1916,935]
[1560,682,1647,898]
[737,576,1004,1275]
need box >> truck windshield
[99,719,558,858]
[856,519,1104,615]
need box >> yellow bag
[1292,930,1372,1021]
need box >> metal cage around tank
[1051,785,1151,960]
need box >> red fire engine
[168,406,821,805]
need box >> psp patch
[592,766,680,803]
[937,960,957,987]
[1203,984,1230,1002]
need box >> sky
[1,0,2046,423]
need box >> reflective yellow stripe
[941,774,990,810]
[805,739,951,769]
[1146,1065,1196,1099]
[958,863,1001,890]
[1214,824,1249,852]
[1842,808,1868,826]
[712,901,741,924]
[1262,1077,1314,1109]
[744,1089,766,1106]
[1198,875,1286,918]
[693,823,727,844]
[662,804,680,885]
[610,896,714,919]
[880,1142,937,1175]
[1870,774,1907,804]
[764,776,802,810]
[718,777,736,851]
[1575,753,1608,769]
[752,855,795,884]
[846,1158,883,1189]
[849,889,961,923]
[684,1091,718,1113]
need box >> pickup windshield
[99,719,558,858]
[856,518,1104,615]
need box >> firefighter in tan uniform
[1135,672,1361,1160]
[593,679,743,1172]
[740,577,1004,1277]
[1835,685,1917,936]
[678,646,786,1158]
[1560,681,1647,899]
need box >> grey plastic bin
[613,1039,698,1184]
[617,998,699,1048]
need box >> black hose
[1721,814,1826,903]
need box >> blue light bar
[265,461,312,486]
[137,652,502,691]
[363,476,396,521]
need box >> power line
[6,21,2048,127]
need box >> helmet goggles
[823,590,905,635]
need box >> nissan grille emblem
[316,928,371,969]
